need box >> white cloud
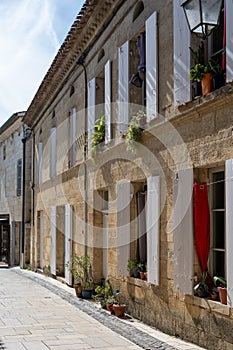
[0,0,82,126]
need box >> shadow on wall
[0,340,6,349]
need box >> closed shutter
[173,169,193,295]
[225,159,233,305]
[50,207,56,275]
[88,78,96,150]
[38,142,43,184]
[117,180,130,275]
[39,211,43,269]
[147,176,160,285]
[146,12,158,122]
[50,127,56,178]
[16,159,22,196]
[226,0,233,82]
[70,107,76,167]
[118,41,129,135]
[65,204,73,285]
[105,60,111,143]
[11,221,16,266]
[174,0,191,105]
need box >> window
[3,145,6,160]
[38,142,43,185]
[69,107,76,168]
[16,159,22,196]
[209,169,225,278]
[50,127,56,178]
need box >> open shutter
[117,180,130,275]
[118,41,129,135]
[65,204,73,285]
[226,0,233,82]
[88,78,96,150]
[174,0,191,105]
[146,12,158,122]
[17,159,22,196]
[174,169,193,294]
[225,159,233,305]
[105,60,111,143]
[38,142,43,184]
[11,221,16,266]
[70,107,76,167]
[147,176,160,285]
[50,206,56,275]
[50,127,56,178]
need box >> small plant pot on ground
[81,290,93,299]
[217,287,227,305]
[74,284,82,298]
[112,304,126,317]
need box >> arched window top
[97,48,105,63]
[133,1,144,22]
[70,85,75,97]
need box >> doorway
[0,222,10,265]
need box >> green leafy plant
[193,271,209,297]
[91,115,105,157]
[213,276,227,288]
[190,63,205,82]
[66,255,94,290]
[126,111,145,151]
[127,259,138,271]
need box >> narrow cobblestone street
[0,268,206,350]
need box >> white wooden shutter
[173,169,193,294]
[50,206,56,275]
[225,159,233,305]
[147,176,160,285]
[70,107,76,167]
[11,221,16,266]
[39,211,43,269]
[146,12,158,122]
[105,60,111,143]
[38,142,43,184]
[118,41,129,135]
[117,180,130,275]
[88,78,96,150]
[174,0,191,105]
[65,204,73,285]
[50,127,56,178]
[226,0,233,82]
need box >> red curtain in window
[193,183,210,273]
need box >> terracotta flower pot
[112,304,126,317]
[74,284,82,298]
[201,73,213,97]
[217,287,227,305]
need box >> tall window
[16,159,22,196]
[210,169,225,278]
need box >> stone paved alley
[0,268,206,350]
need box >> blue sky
[0,0,84,127]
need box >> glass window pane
[183,0,201,31]
[212,171,224,209]
[213,250,225,277]
[213,211,225,249]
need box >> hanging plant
[91,115,105,158]
[125,110,145,152]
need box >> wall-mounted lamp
[182,0,222,38]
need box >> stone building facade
[24,0,233,348]
[0,112,31,266]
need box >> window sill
[185,294,231,316]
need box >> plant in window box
[213,276,227,305]
[137,262,147,280]
[208,61,225,91]
[190,63,205,98]
[91,115,105,158]
[127,259,140,278]
[193,271,209,298]
[125,111,145,152]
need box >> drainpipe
[76,58,88,257]
[20,126,32,268]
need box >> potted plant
[201,62,213,97]
[213,276,227,305]
[66,255,94,299]
[190,63,204,98]
[127,259,140,278]
[137,262,147,280]
[91,115,105,158]
[94,278,113,309]
[208,61,225,90]
[193,271,209,298]
[112,290,126,318]
[125,111,144,152]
